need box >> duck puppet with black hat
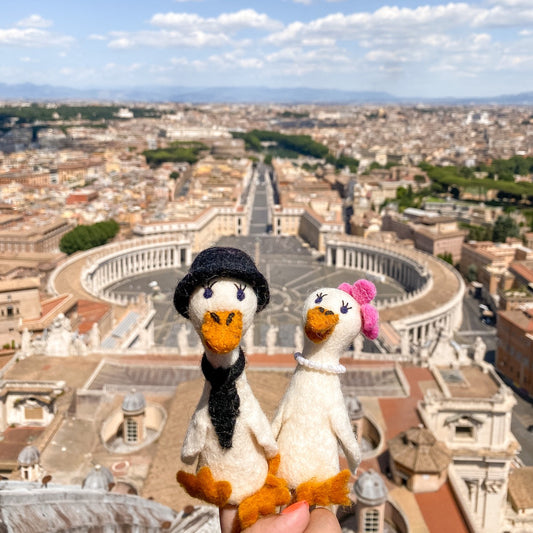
[173,247,290,529]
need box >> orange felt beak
[304,306,339,343]
[201,310,243,354]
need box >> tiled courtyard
[110,235,405,349]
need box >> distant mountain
[0,82,395,104]
[0,82,532,105]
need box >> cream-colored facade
[460,241,533,296]
[0,216,74,254]
[0,278,41,347]
[419,363,518,533]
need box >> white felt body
[182,278,278,505]
[272,287,362,489]
[182,372,277,504]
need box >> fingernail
[281,501,309,515]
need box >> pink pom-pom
[361,304,379,340]
[353,280,376,305]
[338,282,353,296]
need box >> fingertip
[242,501,311,532]
[281,500,309,515]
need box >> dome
[17,445,40,467]
[82,464,114,491]
[354,469,388,506]
[122,390,146,414]
[388,426,451,474]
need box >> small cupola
[82,464,114,491]
[121,389,146,444]
[17,445,41,481]
[354,469,388,533]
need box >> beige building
[56,157,104,186]
[496,306,533,397]
[382,209,467,264]
[460,240,533,295]
[0,278,41,348]
[419,362,518,533]
[0,216,74,254]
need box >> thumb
[243,501,310,533]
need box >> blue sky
[1,0,533,98]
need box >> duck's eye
[203,287,213,299]
[235,283,246,301]
[340,301,352,314]
[315,292,326,304]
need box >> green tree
[492,215,520,243]
[59,219,120,255]
[438,252,453,265]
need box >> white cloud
[89,34,107,41]
[294,0,313,5]
[0,27,74,47]
[108,30,231,49]
[150,9,282,32]
[106,9,280,50]
[16,14,52,28]
[264,2,533,51]
[472,3,533,27]
[207,50,264,70]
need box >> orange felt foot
[267,453,281,476]
[176,466,232,507]
[238,469,291,530]
[295,469,351,507]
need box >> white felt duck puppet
[173,247,290,529]
[272,279,379,507]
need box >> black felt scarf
[201,349,245,449]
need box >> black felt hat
[173,246,270,318]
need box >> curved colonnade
[80,235,192,305]
[326,235,465,358]
[50,233,464,361]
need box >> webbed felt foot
[295,469,351,507]
[238,457,291,530]
[176,466,232,507]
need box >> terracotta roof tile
[415,482,470,533]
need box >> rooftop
[437,365,501,399]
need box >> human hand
[220,502,342,533]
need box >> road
[457,291,497,362]
[249,164,271,235]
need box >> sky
[1,0,533,98]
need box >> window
[455,425,474,439]
[364,509,380,533]
[125,418,138,443]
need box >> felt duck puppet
[272,279,379,507]
[173,247,290,529]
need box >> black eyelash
[235,283,246,301]
[340,300,352,314]
[315,292,326,304]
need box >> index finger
[305,508,342,533]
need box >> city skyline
[1,0,533,99]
